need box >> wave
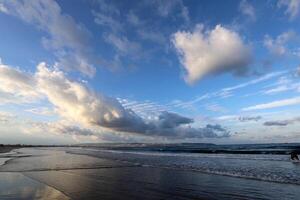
[67,147,300,186]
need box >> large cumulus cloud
[0,61,230,139]
[172,24,252,84]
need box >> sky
[0,0,300,144]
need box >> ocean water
[1,144,300,200]
[68,143,300,185]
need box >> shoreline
[0,146,18,154]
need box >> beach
[1,147,300,200]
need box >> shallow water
[1,147,300,200]
[0,172,69,200]
[68,147,300,185]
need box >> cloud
[36,65,229,138]
[105,34,141,57]
[35,62,147,134]
[0,112,15,124]
[0,3,8,13]
[171,71,285,110]
[155,112,193,129]
[264,31,297,56]
[205,103,227,113]
[263,117,300,126]
[0,60,229,139]
[0,61,41,103]
[238,116,262,122]
[242,96,300,111]
[262,76,300,95]
[1,0,96,76]
[239,0,256,21]
[172,24,252,84]
[297,65,300,76]
[148,0,190,23]
[222,71,287,91]
[216,115,262,122]
[29,121,96,136]
[26,107,55,116]
[278,0,300,20]
[92,10,122,33]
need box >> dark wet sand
[1,148,300,200]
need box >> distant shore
[0,144,35,154]
[0,144,72,154]
[0,146,18,153]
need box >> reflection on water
[0,172,69,200]
[1,148,300,200]
[0,158,10,166]
[0,148,129,172]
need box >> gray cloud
[239,116,262,122]
[156,112,193,129]
[263,117,300,126]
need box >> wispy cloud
[170,71,286,109]
[239,0,256,21]
[278,0,300,20]
[264,31,297,56]
[0,0,96,76]
[242,96,300,111]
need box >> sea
[1,143,300,200]
[69,143,300,185]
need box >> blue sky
[0,0,300,144]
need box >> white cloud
[222,71,287,92]
[242,96,300,111]
[261,74,300,94]
[263,31,296,56]
[0,61,41,103]
[278,0,300,20]
[172,24,252,84]
[0,3,8,13]
[239,0,256,21]
[1,0,96,77]
[170,71,285,109]
[26,107,55,116]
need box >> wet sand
[1,148,300,200]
